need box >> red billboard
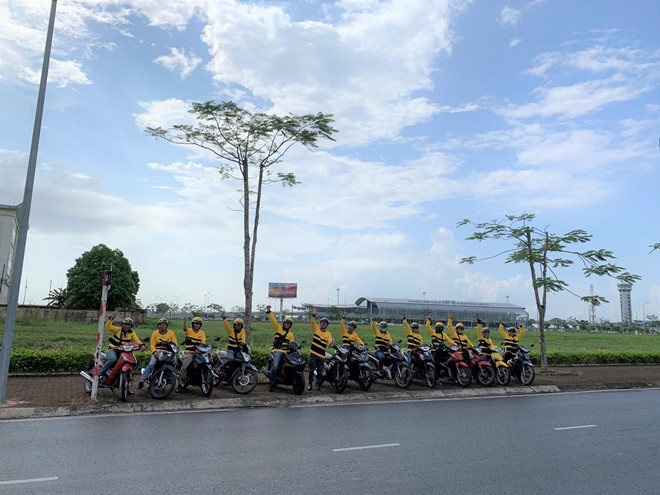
[268,282,298,298]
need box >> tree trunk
[242,158,252,344]
[538,308,548,370]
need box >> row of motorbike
[81,336,259,401]
[81,337,535,401]
[265,339,536,396]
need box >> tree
[66,244,140,310]
[548,317,563,330]
[207,303,224,313]
[147,101,337,342]
[43,287,67,308]
[650,243,660,253]
[458,213,640,369]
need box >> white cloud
[154,47,202,79]
[499,7,521,27]
[509,37,521,48]
[134,98,196,130]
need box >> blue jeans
[269,351,285,389]
[99,349,119,377]
[309,355,325,384]
[376,350,387,371]
[140,355,157,383]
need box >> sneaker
[137,382,144,390]
[127,389,134,396]
[307,384,312,391]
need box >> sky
[0,0,658,323]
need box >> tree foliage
[43,287,67,308]
[458,213,640,368]
[66,244,140,310]
[146,101,337,342]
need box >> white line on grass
[554,425,597,431]
[333,443,400,452]
[0,476,58,485]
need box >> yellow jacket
[371,320,393,352]
[499,323,526,353]
[223,318,246,351]
[340,319,364,346]
[403,318,423,350]
[476,323,494,350]
[448,316,473,349]
[268,311,295,353]
[310,316,334,358]
[183,327,206,353]
[425,319,455,347]
[149,329,178,354]
[105,318,142,349]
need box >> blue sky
[1,0,658,322]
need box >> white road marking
[0,476,58,485]
[333,443,400,452]
[554,424,597,431]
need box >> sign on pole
[91,270,112,399]
[268,283,297,320]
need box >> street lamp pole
[337,288,340,306]
[506,295,509,304]
[642,301,650,325]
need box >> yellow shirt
[403,318,423,350]
[149,329,178,354]
[448,317,473,349]
[340,319,364,346]
[425,319,455,347]
[371,320,393,351]
[310,316,334,358]
[105,318,142,349]
[499,324,526,353]
[268,312,295,353]
[183,327,206,353]
[223,318,246,351]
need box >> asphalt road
[1,389,658,494]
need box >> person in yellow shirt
[308,308,334,390]
[178,315,206,391]
[499,322,526,363]
[448,313,473,350]
[266,305,295,392]
[371,316,393,375]
[138,318,178,390]
[341,312,364,346]
[99,308,145,381]
[425,314,456,348]
[402,312,423,364]
[221,310,247,361]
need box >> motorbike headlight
[241,352,250,361]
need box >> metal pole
[91,270,112,399]
[0,0,57,405]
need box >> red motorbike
[81,343,143,401]
[433,343,472,387]
[464,347,496,386]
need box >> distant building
[617,283,633,323]
[0,204,20,305]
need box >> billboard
[268,282,298,298]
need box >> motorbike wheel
[520,365,535,385]
[477,365,496,387]
[200,368,214,397]
[231,368,258,395]
[333,368,349,394]
[394,365,413,389]
[425,364,437,388]
[119,370,130,401]
[211,358,222,386]
[496,365,511,386]
[148,370,176,399]
[292,373,305,395]
[358,368,373,391]
[455,366,472,387]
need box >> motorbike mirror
[214,336,221,341]
[397,339,403,344]
[143,337,150,342]
[530,344,535,347]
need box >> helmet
[233,318,244,327]
[192,316,203,326]
[482,327,490,335]
[283,316,293,325]
[507,326,516,333]
[411,322,419,330]
[348,320,357,328]
[379,321,388,332]
[122,318,134,326]
[157,318,168,327]
[456,322,464,333]
[319,317,329,325]
[435,321,444,330]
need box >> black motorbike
[212,342,259,395]
[323,345,350,393]
[263,342,306,395]
[409,344,437,388]
[143,340,179,399]
[179,343,215,397]
[368,342,413,388]
[509,343,535,385]
[347,343,375,391]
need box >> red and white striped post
[91,270,112,399]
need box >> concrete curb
[0,385,561,420]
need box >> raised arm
[371,317,379,336]
[402,312,412,335]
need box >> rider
[222,310,246,361]
[371,316,393,376]
[138,318,178,390]
[178,315,206,391]
[266,305,295,392]
[499,322,526,363]
[340,312,364,346]
[99,309,145,383]
[476,318,494,353]
[308,308,334,390]
[402,312,423,364]
[448,313,473,350]
[425,314,456,348]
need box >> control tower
[617,283,633,323]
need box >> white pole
[91,270,112,399]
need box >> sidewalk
[1,365,658,420]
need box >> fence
[0,305,147,324]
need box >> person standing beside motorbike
[341,313,364,346]
[308,308,335,390]
[266,305,295,392]
[448,313,473,350]
[371,317,393,376]
[99,309,145,382]
[138,318,179,390]
[178,315,206,392]
[499,322,526,363]
[222,310,246,361]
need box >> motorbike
[509,343,535,385]
[409,344,437,388]
[262,341,307,395]
[142,340,179,399]
[179,343,215,397]
[346,343,375,391]
[212,342,259,395]
[81,342,142,401]
[464,346,496,386]
[481,346,511,386]
[368,342,413,388]
[432,343,471,387]
[322,345,350,393]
